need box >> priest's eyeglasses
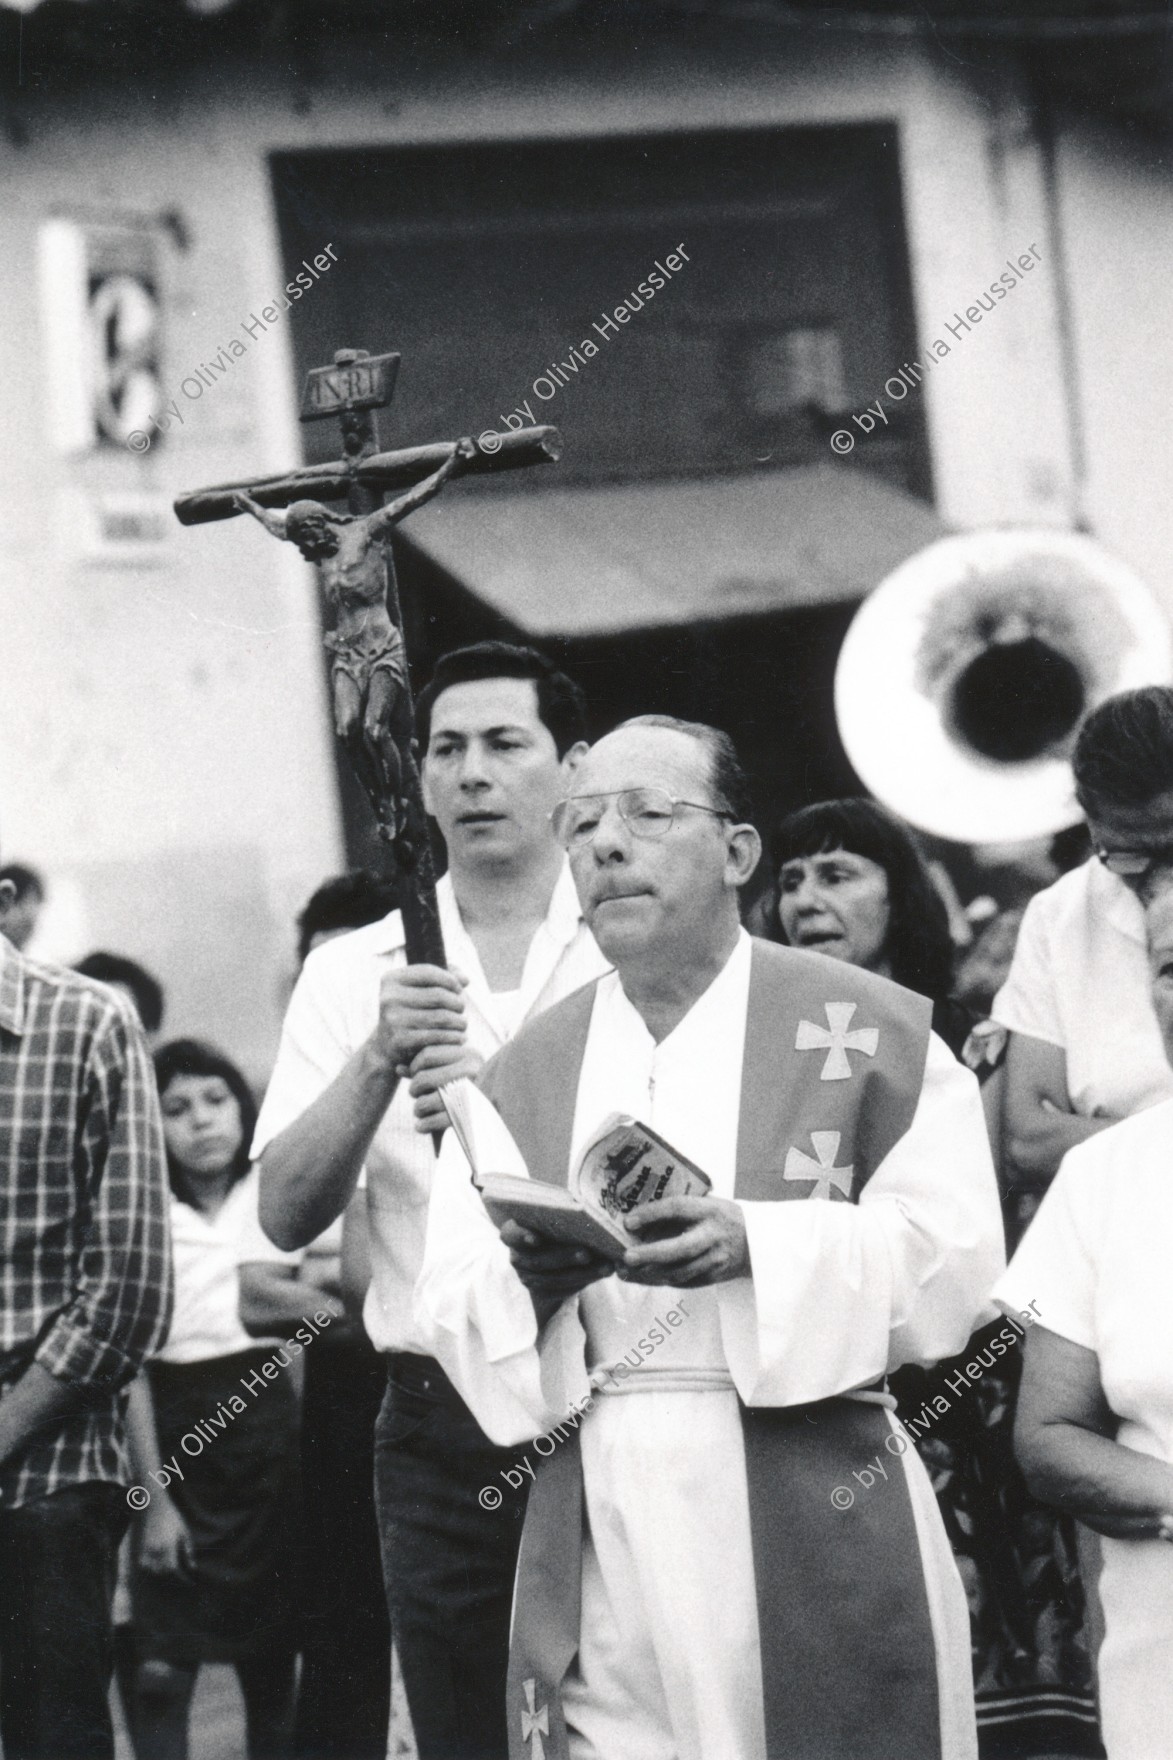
[1095,843,1173,878]
[551,787,733,850]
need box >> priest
[416,714,1003,1760]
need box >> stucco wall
[1055,119,1173,599]
[0,20,1163,1075]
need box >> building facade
[2,2,1168,1072]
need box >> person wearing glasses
[995,685,1173,1190]
[416,715,1003,1760]
[253,643,608,1760]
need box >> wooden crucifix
[175,348,562,967]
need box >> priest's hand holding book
[500,1195,749,1328]
[618,1195,749,1288]
[441,1082,749,1322]
[498,1219,615,1330]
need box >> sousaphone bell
[834,529,1172,844]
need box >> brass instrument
[834,530,1172,843]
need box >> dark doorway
[269,124,927,863]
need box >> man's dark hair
[769,797,955,1007]
[1049,821,1092,875]
[415,642,587,758]
[75,951,166,1034]
[0,863,44,903]
[296,870,399,965]
[1073,686,1173,818]
[617,714,755,825]
[153,1038,258,1204]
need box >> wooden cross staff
[175,348,562,968]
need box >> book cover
[477,1174,630,1262]
[441,1081,712,1257]
[573,1115,712,1225]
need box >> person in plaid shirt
[0,874,173,1760]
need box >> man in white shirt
[237,871,399,1760]
[253,643,609,1760]
[995,686,1173,1182]
[417,715,1003,1760]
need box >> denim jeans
[0,1481,127,1760]
[374,1357,527,1760]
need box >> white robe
[416,932,1003,1760]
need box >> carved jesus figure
[234,437,475,856]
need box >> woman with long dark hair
[769,796,972,1053]
[126,1040,301,1760]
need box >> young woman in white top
[127,1040,326,1760]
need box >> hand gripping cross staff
[175,347,561,969]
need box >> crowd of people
[3,641,1173,1760]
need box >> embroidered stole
[481,940,940,1760]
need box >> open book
[442,1078,711,1262]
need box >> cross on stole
[783,1131,854,1200]
[174,348,562,968]
[520,1679,550,1760]
[795,1002,879,1081]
